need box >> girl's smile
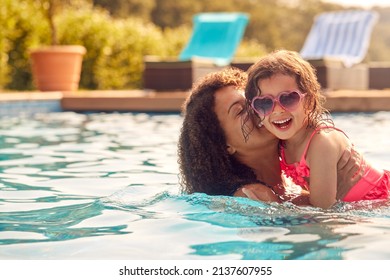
[271,117,293,130]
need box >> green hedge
[0,0,48,90]
[0,2,265,91]
[0,2,189,90]
[58,8,186,89]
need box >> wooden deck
[1,89,390,113]
[323,90,390,112]
[62,89,390,113]
[62,90,188,112]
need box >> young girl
[245,50,390,209]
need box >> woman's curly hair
[245,49,332,129]
[177,67,258,196]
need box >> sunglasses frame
[251,90,306,117]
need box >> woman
[177,67,362,205]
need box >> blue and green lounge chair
[144,12,249,91]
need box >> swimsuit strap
[301,126,349,160]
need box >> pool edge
[1,89,390,114]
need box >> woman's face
[214,85,277,155]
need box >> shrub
[57,8,188,89]
[1,2,263,91]
[92,17,168,89]
[0,0,47,90]
[57,7,113,89]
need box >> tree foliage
[91,0,390,56]
[1,0,390,90]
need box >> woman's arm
[235,183,313,206]
[271,183,312,206]
[287,190,311,206]
[336,146,365,200]
[234,183,281,203]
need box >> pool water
[0,111,389,260]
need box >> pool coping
[1,89,390,113]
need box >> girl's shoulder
[308,126,351,156]
[315,126,350,142]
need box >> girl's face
[256,73,307,140]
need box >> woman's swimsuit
[280,126,389,201]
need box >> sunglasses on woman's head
[251,90,305,117]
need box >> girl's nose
[272,101,285,113]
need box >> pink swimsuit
[280,127,389,202]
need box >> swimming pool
[0,111,389,260]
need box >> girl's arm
[306,131,345,208]
[241,145,363,207]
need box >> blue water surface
[0,111,389,260]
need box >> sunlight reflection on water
[0,111,389,260]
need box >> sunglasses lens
[253,97,273,116]
[279,91,301,110]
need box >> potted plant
[30,0,86,91]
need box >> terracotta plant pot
[30,45,86,91]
